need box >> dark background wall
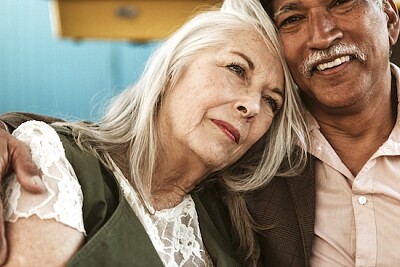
[392,42,400,67]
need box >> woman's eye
[263,96,281,113]
[227,64,245,77]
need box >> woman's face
[158,29,285,172]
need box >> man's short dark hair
[259,0,274,16]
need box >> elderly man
[1,0,400,266]
[240,0,400,266]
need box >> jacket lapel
[286,156,316,265]
[192,191,242,267]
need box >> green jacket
[54,127,241,267]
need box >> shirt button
[358,196,367,205]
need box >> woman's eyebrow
[232,51,254,70]
[272,87,284,98]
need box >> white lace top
[4,121,213,267]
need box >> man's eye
[278,15,303,28]
[331,0,357,12]
[227,64,245,77]
[333,0,351,6]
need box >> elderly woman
[2,2,307,267]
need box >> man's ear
[384,0,400,45]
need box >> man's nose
[306,9,343,50]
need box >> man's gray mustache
[300,43,367,78]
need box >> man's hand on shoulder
[0,125,45,193]
[0,125,46,265]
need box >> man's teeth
[316,55,350,71]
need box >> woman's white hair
[219,0,307,190]
[216,0,309,265]
[59,2,308,265]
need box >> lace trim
[3,121,85,234]
[110,160,213,267]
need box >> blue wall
[0,0,159,121]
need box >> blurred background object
[53,0,221,41]
[0,0,221,121]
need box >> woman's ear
[384,0,400,45]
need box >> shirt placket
[352,167,377,267]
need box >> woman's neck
[151,156,210,210]
[111,150,210,210]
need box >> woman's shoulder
[5,120,85,233]
[50,123,121,240]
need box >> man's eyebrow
[232,51,254,70]
[274,3,299,20]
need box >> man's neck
[308,79,397,176]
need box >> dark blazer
[245,157,316,267]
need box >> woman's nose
[234,95,260,119]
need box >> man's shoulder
[244,156,316,267]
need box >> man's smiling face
[270,0,399,114]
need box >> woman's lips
[212,119,240,144]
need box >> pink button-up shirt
[309,64,400,267]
